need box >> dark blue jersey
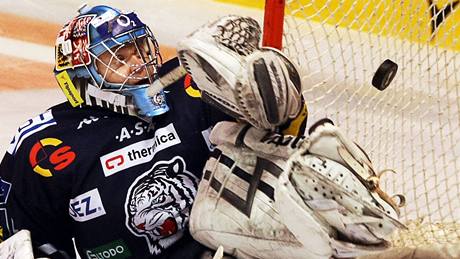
[0,67,230,258]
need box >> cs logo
[29,138,76,177]
[184,74,201,98]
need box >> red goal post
[262,0,285,50]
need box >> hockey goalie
[177,16,406,258]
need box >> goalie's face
[95,38,158,87]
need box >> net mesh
[214,16,262,56]
[281,0,460,247]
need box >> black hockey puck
[372,59,398,91]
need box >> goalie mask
[54,4,169,119]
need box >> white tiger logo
[124,157,198,255]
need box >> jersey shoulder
[5,102,118,157]
[5,107,59,156]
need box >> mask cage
[87,24,162,91]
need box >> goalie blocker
[189,120,406,259]
[177,15,306,134]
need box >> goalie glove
[177,16,303,131]
[189,120,406,259]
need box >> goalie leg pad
[190,120,406,258]
[276,151,406,258]
[275,172,335,259]
[190,142,323,259]
[307,120,405,218]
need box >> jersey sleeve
[202,101,234,128]
[0,132,75,258]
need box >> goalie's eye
[116,54,126,62]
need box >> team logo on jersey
[7,110,56,155]
[124,157,198,255]
[69,188,106,222]
[28,138,76,177]
[100,123,180,177]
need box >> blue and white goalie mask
[54,5,169,118]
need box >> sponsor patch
[85,239,132,259]
[115,122,149,142]
[7,110,56,155]
[56,70,84,107]
[69,189,106,222]
[100,123,181,177]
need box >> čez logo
[69,189,106,222]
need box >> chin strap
[69,78,164,122]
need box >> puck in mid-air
[372,59,398,91]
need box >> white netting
[281,0,460,247]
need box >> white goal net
[268,0,460,247]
